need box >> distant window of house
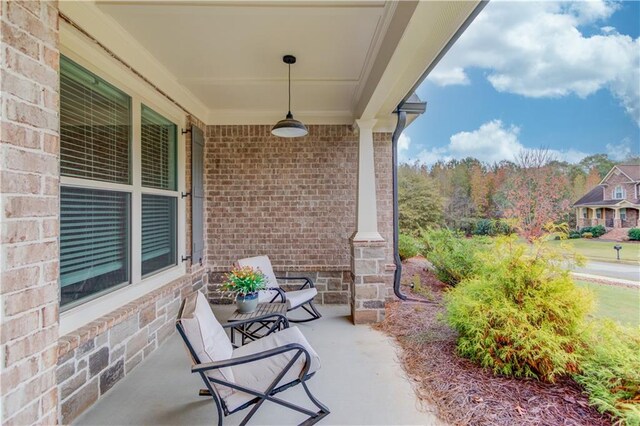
[613,185,625,199]
[620,208,627,220]
[582,208,588,218]
[596,209,602,219]
[59,56,180,309]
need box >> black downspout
[391,110,408,301]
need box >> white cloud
[426,0,640,124]
[606,139,635,161]
[412,120,590,165]
[398,133,411,162]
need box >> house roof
[616,164,640,181]
[574,185,605,206]
[573,185,640,207]
[599,164,640,184]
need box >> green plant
[421,228,488,286]
[398,233,420,260]
[574,320,640,425]
[591,225,606,238]
[473,219,495,236]
[222,266,267,295]
[569,231,581,239]
[444,236,593,382]
[583,232,594,239]
[580,225,606,238]
[629,228,640,241]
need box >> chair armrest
[276,276,314,290]
[191,343,308,373]
[265,287,286,303]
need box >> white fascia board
[59,1,209,122]
[356,1,481,123]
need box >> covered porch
[71,305,439,425]
[0,1,484,425]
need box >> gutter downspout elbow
[391,109,408,301]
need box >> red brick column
[1,1,60,424]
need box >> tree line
[399,152,639,240]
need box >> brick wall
[0,1,60,424]
[603,170,636,201]
[204,125,359,303]
[55,273,205,424]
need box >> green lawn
[575,280,640,326]
[545,238,640,264]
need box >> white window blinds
[60,56,131,184]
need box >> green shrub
[495,219,515,236]
[444,236,593,382]
[421,228,488,286]
[591,225,606,238]
[569,231,581,239]
[473,219,494,236]
[583,232,594,239]
[580,225,606,238]
[574,320,640,425]
[398,233,420,260]
[629,228,640,241]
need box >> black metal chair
[176,291,330,426]
[237,256,322,322]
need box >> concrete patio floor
[74,305,441,425]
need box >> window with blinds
[142,195,177,276]
[60,187,130,307]
[141,105,177,190]
[60,56,131,184]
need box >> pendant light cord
[288,62,291,114]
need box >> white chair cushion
[237,255,279,288]
[179,291,235,398]
[285,288,318,309]
[223,327,321,412]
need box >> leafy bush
[574,320,640,425]
[473,218,494,236]
[398,233,420,260]
[569,231,581,239]
[580,225,606,238]
[444,236,593,382]
[472,219,515,236]
[583,232,594,239]
[629,228,640,241]
[591,225,606,237]
[421,228,488,286]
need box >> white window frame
[620,208,627,220]
[59,41,186,335]
[596,209,602,219]
[613,185,625,200]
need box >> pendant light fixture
[271,55,308,138]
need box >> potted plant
[223,266,267,314]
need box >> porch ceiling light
[271,55,308,138]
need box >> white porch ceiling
[95,1,393,124]
[61,1,483,127]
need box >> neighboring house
[574,164,640,229]
[0,1,486,425]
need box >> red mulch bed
[374,256,611,426]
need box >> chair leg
[288,301,322,323]
[299,381,330,425]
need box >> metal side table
[227,303,289,346]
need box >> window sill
[59,265,186,337]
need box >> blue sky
[402,0,640,166]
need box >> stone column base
[350,239,391,324]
